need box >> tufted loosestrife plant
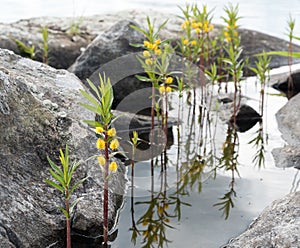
[80,74,121,245]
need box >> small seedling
[45,144,87,248]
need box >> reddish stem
[103,127,109,244]
[65,191,71,248]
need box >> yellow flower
[224,31,229,37]
[166,86,172,93]
[184,20,190,26]
[154,49,162,55]
[195,28,201,34]
[209,24,214,31]
[165,77,173,84]
[159,86,172,94]
[192,22,198,29]
[107,128,116,137]
[143,40,150,47]
[95,126,104,133]
[191,40,197,46]
[151,43,158,50]
[97,156,106,166]
[96,138,105,150]
[109,139,119,150]
[198,22,203,28]
[226,37,231,42]
[181,20,190,29]
[143,50,151,57]
[234,31,238,37]
[109,161,118,172]
[155,39,161,45]
[145,58,153,65]
[183,39,189,45]
[159,86,165,94]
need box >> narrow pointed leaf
[44,179,64,193]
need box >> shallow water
[110,71,299,247]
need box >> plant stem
[103,127,109,244]
[65,190,71,248]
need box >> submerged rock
[225,191,300,248]
[0,48,126,247]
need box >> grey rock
[0,48,126,247]
[1,10,298,75]
[69,19,144,80]
[237,29,300,75]
[225,191,300,248]
[276,92,300,145]
[0,18,95,69]
[218,101,261,132]
[272,146,300,169]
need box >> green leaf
[264,51,300,58]
[79,102,103,116]
[80,89,99,106]
[135,75,152,82]
[130,24,148,37]
[47,156,63,177]
[69,177,88,194]
[44,179,64,193]
[67,161,81,186]
[70,197,83,214]
[82,120,102,127]
[59,207,70,218]
[49,169,66,188]
[86,78,101,100]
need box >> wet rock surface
[0,48,126,247]
[225,191,300,248]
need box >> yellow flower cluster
[224,22,238,43]
[95,127,119,151]
[96,138,105,150]
[107,128,116,137]
[109,139,119,150]
[97,155,106,166]
[181,19,214,33]
[159,76,173,94]
[143,39,162,56]
[109,161,118,172]
[183,39,197,46]
[95,126,104,133]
